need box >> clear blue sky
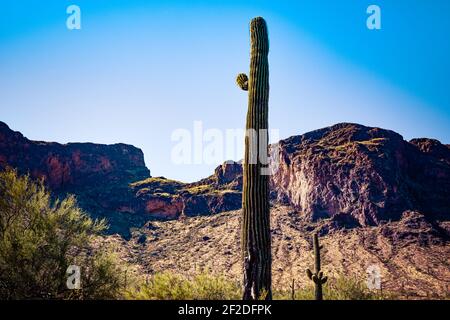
[1,0,449,182]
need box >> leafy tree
[0,168,127,299]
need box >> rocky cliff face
[271,123,450,227]
[1,121,449,236]
[0,121,150,190]
[0,121,151,236]
[130,160,243,219]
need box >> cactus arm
[236,73,249,91]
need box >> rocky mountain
[0,121,150,190]
[0,121,242,236]
[1,121,449,239]
[270,123,450,228]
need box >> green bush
[126,271,241,300]
[0,168,128,299]
[275,275,393,300]
[323,275,385,300]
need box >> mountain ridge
[1,121,449,238]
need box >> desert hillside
[104,205,449,299]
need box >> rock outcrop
[0,121,151,236]
[270,123,450,226]
[130,161,243,219]
[0,121,150,191]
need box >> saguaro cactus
[236,17,271,300]
[306,233,328,300]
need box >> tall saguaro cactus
[236,17,271,300]
[306,233,328,300]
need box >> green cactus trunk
[306,233,327,300]
[236,16,271,300]
[313,233,323,300]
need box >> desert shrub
[126,271,241,300]
[68,249,136,300]
[323,275,384,300]
[274,274,392,300]
[0,168,128,299]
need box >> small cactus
[306,233,327,300]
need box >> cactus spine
[236,17,271,300]
[306,233,327,300]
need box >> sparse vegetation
[130,176,183,189]
[330,138,386,152]
[275,274,392,300]
[125,271,390,300]
[126,271,241,300]
[183,184,212,195]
